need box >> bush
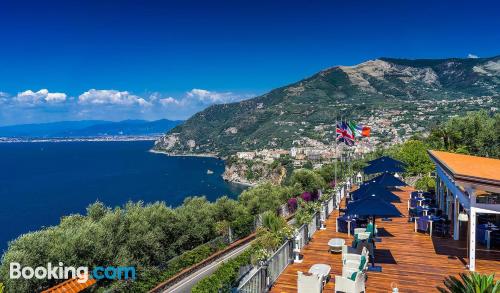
[437,272,499,293]
[191,248,254,293]
[415,175,436,192]
[289,169,326,194]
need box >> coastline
[0,136,160,143]
[150,149,257,187]
[149,149,220,159]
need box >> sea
[0,141,246,253]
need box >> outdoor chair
[342,254,369,277]
[308,264,331,286]
[433,220,451,237]
[342,246,368,263]
[335,271,366,293]
[297,271,323,293]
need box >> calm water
[0,141,246,252]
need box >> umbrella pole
[368,216,383,272]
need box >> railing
[328,196,335,215]
[266,240,294,286]
[236,187,343,293]
[296,223,308,250]
[237,266,267,293]
[308,212,319,239]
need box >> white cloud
[0,92,9,104]
[468,54,479,59]
[159,97,182,106]
[186,88,237,104]
[14,89,67,105]
[78,89,151,106]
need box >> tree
[427,111,499,158]
[389,140,434,176]
[288,169,326,193]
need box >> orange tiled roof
[41,277,96,293]
[429,150,500,184]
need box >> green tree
[289,169,326,193]
[389,140,434,176]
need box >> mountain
[0,119,184,138]
[154,56,500,156]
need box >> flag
[348,121,371,137]
[348,121,362,137]
[336,123,355,146]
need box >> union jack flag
[336,122,355,146]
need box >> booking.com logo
[9,262,136,283]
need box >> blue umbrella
[346,193,402,218]
[372,172,407,187]
[363,160,406,174]
[351,183,400,202]
[368,156,406,167]
[345,193,402,270]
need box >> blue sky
[0,0,499,125]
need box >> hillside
[0,119,183,138]
[154,56,500,156]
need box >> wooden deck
[271,186,500,293]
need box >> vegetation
[191,248,254,293]
[288,169,326,194]
[238,183,298,216]
[427,110,499,158]
[192,211,294,293]
[0,196,254,292]
[437,272,499,293]
[415,175,436,192]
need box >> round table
[328,238,345,253]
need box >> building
[428,150,500,271]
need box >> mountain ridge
[154,56,500,156]
[0,119,184,138]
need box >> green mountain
[154,56,500,156]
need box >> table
[309,264,331,279]
[328,238,345,253]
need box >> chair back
[355,271,366,291]
[297,271,322,293]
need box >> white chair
[335,271,366,293]
[353,228,366,236]
[343,256,369,277]
[298,271,323,293]
[342,246,368,263]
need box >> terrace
[269,188,500,292]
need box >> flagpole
[334,115,337,187]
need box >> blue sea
[0,141,246,253]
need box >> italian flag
[348,121,371,137]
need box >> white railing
[308,212,318,239]
[266,240,294,285]
[296,224,308,250]
[328,196,334,214]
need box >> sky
[0,0,499,126]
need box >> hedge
[191,248,254,293]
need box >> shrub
[191,248,254,293]
[437,272,499,293]
[415,175,436,192]
[287,198,298,212]
[300,192,312,202]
